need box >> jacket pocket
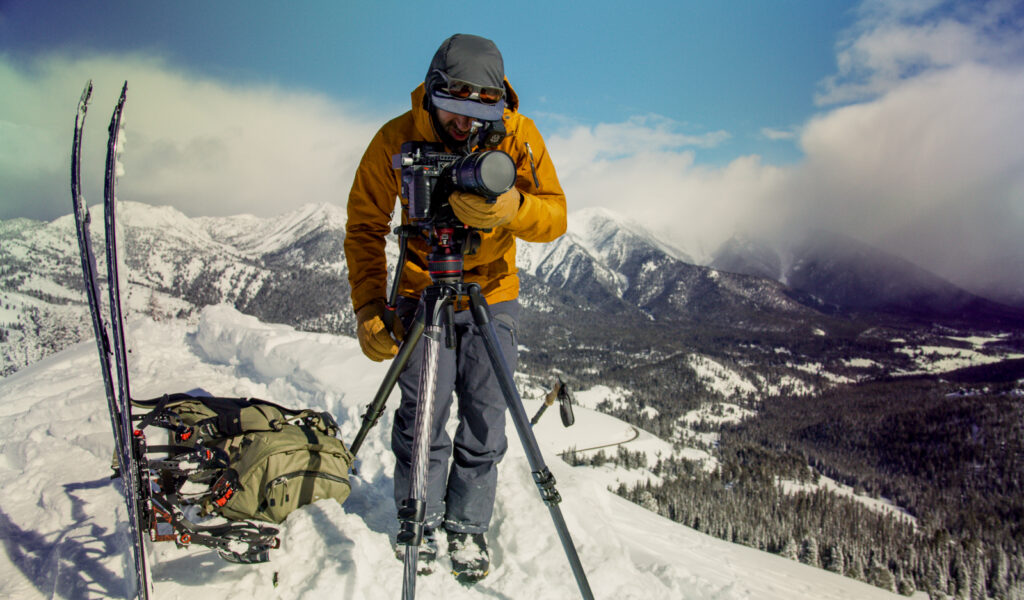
[493,312,517,349]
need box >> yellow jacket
[345,81,566,312]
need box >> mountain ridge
[3,201,1023,379]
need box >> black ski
[70,80,126,455]
[71,79,151,600]
[102,81,153,600]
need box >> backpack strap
[133,393,340,439]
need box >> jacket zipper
[524,142,540,188]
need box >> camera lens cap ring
[465,151,515,197]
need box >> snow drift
[0,306,903,599]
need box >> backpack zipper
[265,470,350,494]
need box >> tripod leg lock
[532,468,562,506]
[359,406,384,432]
[396,499,427,546]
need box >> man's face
[435,108,477,145]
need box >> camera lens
[450,151,516,197]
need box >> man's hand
[449,188,520,229]
[355,300,404,361]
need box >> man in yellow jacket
[345,34,566,582]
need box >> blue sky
[2,0,1023,302]
[2,0,850,165]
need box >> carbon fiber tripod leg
[399,286,454,600]
[467,285,595,600]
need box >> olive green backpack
[137,393,353,524]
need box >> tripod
[349,224,594,600]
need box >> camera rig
[388,140,517,290]
[391,141,516,224]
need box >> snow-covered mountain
[710,230,1024,324]
[4,200,1022,383]
[195,202,348,267]
[517,207,816,327]
[0,305,907,599]
[0,202,355,376]
[6,202,800,377]
[120,201,352,324]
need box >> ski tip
[79,80,94,107]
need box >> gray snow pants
[392,297,519,534]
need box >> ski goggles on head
[436,71,504,105]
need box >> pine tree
[781,537,799,561]
[897,576,915,597]
[638,490,659,513]
[952,552,971,599]
[825,544,845,574]
[867,554,896,593]
[800,536,821,568]
[989,546,1009,599]
[927,554,950,598]
[969,552,987,600]
[847,552,865,582]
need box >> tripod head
[425,224,470,284]
[392,219,483,288]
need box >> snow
[779,475,918,528]
[841,358,880,369]
[894,343,1024,375]
[571,383,630,411]
[0,307,905,600]
[675,402,759,470]
[787,361,856,385]
[568,207,694,265]
[687,354,759,398]
[0,291,61,323]
[196,203,347,258]
[681,403,756,427]
[755,372,817,397]
[13,274,80,301]
[519,234,628,297]
[946,333,1009,349]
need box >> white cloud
[799,0,1024,301]
[818,0,1024,105]
[0,53,384,220]
[547,122,783,263]
[547,115,729,178]
[546,31,1024,301]
[760,127,797,141]
[789,61,1024,301]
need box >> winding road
[567,425,641,453]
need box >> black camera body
[391,141,516,224]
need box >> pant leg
[391,298,457,530]
[444,300,520,534]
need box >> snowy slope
[0,308,906,600]
[194,203,348,264]
[567,207,694,267]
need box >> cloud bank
[545,0,1024,304]
[0,53,382,221]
